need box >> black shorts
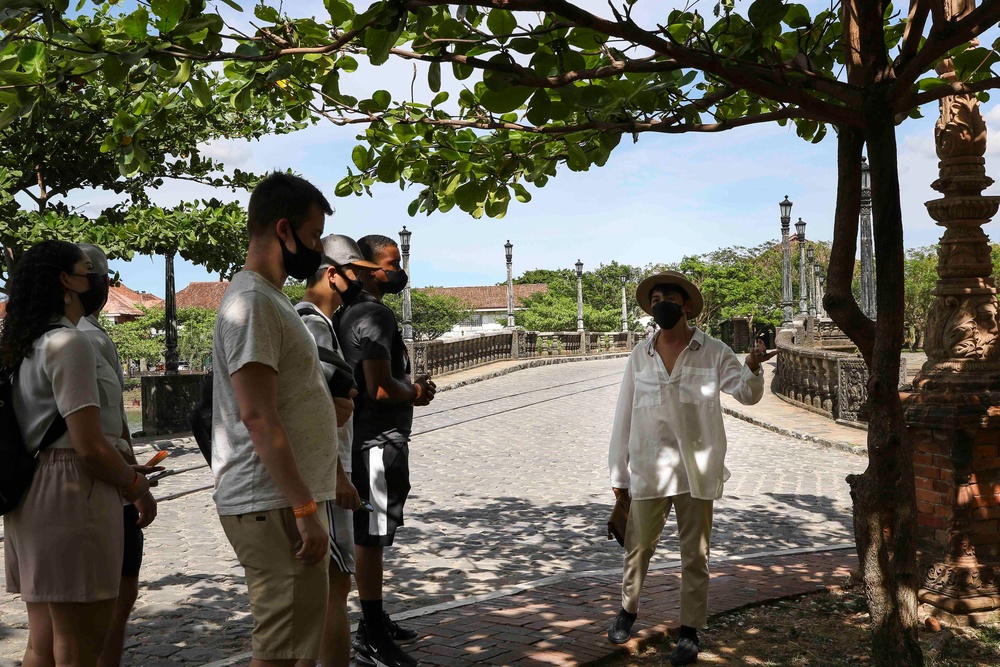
[122,504,144,578]
[352,442,410,547]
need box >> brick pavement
[1,356,864,666]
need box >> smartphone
[145,450,169,467]
[358,500,375,513]
[147,470,171,483]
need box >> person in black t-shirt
[335,234,435,667]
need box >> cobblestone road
[0,358,864,665]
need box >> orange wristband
[293,500,318,518]
[124,471,141,496]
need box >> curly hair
[0,240,84,368]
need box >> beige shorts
[220,505,330,661]
[4,448,124,603]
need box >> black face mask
[379,268,408,295]
[332,270,364,305]
[279,226,323,281]
[651,301,684,330]
[71,273,108,317]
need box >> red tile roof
[104,284,163,319]
[417,284,548,311]
[177,281,230,310]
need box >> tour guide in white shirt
[607,271,777,665]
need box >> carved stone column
[906,42,1000,625]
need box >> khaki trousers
[621,494,714,627]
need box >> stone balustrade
[775,323,906,425]
[409,330,639,377]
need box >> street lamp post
[505,240,515,329]
[620,274,628,333]
[164,252,178,374]
[859,156,877,319]
[779,196,794,325]
[399,226,413,342]
[815,263,825,318]
[795,218,808,317]
[806,245,816,318]
[575,259,584,333]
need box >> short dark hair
[306,262,339,288]
[650,283,689,302]
[247,171,333,238]
[357,234,398,264]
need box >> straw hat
[636,271,704,319]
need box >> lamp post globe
[779,195,793,220]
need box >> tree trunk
[825,113,922,664]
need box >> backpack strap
[33,324,70,454]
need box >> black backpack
[0,327,70,515]
[189,371,214,467]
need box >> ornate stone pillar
[906,34,1000,625]
[164,252,178,374]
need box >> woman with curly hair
[1,240,151,667]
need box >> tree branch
[892,0,1000,100]
[900,76,1000,109]
[389,47,682,88]
[896,0,930,69]
[825,126,875,365]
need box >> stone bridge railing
[775,320,906,425]
[409,330,639,377]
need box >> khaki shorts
[220,505,330,661]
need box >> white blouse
[14,318,102,453]
[78,316,131,454]
[608,329,764,501]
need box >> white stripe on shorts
[368,447,389,536]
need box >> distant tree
[902,247,938,351]
[282,281,307,305]
[177,307,217,370]
[383,290,471,340]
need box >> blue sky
[56,1,1000,295]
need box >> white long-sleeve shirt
[608,328,764,501]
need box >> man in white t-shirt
[212,172,340,666]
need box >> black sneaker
[669,636,700,665]
[608,608,636,644]
[353,620,368,655]
[383,611,419,644]
[355,637,419,667]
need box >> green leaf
[479,86,533,114]
[337,55,358,73]
[511,182,532,203]
[151,0,186,33]
[121,8,150,41]
[372,89,391,110]
[428,61,441,93]
[190,76,212,107]
[325,0,355,24]
[254,4,281,22]
[377,154,400,182]
[916,77,947,91]
[487,10,517,43]
[219,0,243,11]
[352,145,370,170]
[783,3,811,29]
[565,143,588,171]
[102,55,129,87]
[407,198,421,216]
[431,91,449,106]
[748,0,786,30]
[526,90,551,126]
[168,58,192,86]
[16,42,43,71]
